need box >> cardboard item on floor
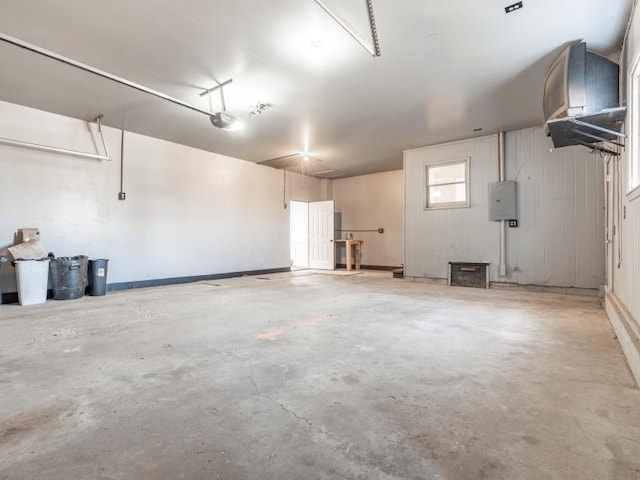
[8,240,47,260]
[17,228,40,243]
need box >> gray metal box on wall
[489,181,517,221]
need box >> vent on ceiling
[505,2,523,14]
[314,170,344,179]
[258,153,329,178]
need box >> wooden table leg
[355,243,361,270]
[346,242,352,271]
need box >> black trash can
[49,255,88,300]
[88,259,109,296]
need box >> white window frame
[628,48,640,198]
[424,157,470,210]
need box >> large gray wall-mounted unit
[544,42,625,155]
[489,181,517,221]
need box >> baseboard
[335,264,400,271]
[402,277,601,296]
[0,267,291,304]
[605,291,640,387]
[403,276,448,286]
[490,282,600,297]
[108,267,291,291]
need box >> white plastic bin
[15,259,50,306]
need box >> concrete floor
[1,270,639,480]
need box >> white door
[309,200,335,270]
[290,201,309,269]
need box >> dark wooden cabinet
[448,262,490,289]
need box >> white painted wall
[504,127,605,289]
[404,135,500,280]
[0,100,327,294]
[332,170,403,267]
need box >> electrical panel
[490,181,517,221]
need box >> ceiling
[0,0,633,178]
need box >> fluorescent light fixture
[313,0,381,57]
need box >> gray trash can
[49,255,88,300]
[88,259,109,296]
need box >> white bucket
[15,259,50,306]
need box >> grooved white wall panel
[616,191,640,320]
[404,129,605,289]
[404,135,500,280]
[612,2,640,323]
[505,127,605,289]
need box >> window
[425,158,469,208]
[630,50,640,194]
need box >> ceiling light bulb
[225,119,245,132]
